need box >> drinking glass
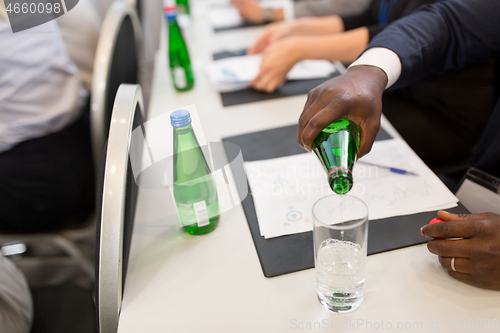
[312,195,368,313]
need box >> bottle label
[176,200,210,227]
[177,202,195,227]
[193,200,210,227]
[173,66,188,89]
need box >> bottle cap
[164,6,177,20]
[170,109,192,128]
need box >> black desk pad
[213,50,341,107]
[222,124,469,277]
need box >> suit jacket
[368,0,500,178]
[342,0,438,40]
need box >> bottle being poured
[312,119,360,194]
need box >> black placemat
[213,49,248,61]
[212,50,341,107]
[222,124,469,277]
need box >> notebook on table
[222,124,469,277]
[212,50,342,107]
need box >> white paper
[207,54,337,92]
[245,153,330,238]
[208,0,294,29]
[245,139,458,239]
[208,7,244,29]
[352,140,458,218]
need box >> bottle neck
[168,17,183,47]
[174,124,196,148]
[312,119,359,194]
[173,124,193,133]
[168,17,178,28]
[173,124,211,182]
[165,11,177,22]
[328,167,353,194]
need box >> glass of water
[312,195,368,313]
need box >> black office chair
[95,84,144,333]
[28,84,144,333]
[135,0,143,21]
[29,283,96,333]
[0,0,143,285]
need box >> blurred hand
[297,65,387,156]
[248,16,344,55]
[248,21,300,54]
[249,37,304,93]
[233,0,265,24]
[421,211,500,291]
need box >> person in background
[0,253,33,333]
[69,0,163,111]
[0,5,94,233]
[248,0,441,92]
[231,0,370,24]
[296,0,500,290]
[56,0,101,93]
[249,0,496,173]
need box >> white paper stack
[206,54,337,92]
[208,6,244,30]
[208,0,295,30]
[245,138,458,239]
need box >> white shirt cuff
[347,47,402,89]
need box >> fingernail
[420,226,425,236]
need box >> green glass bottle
[176,0,190,15]
[165,6,194,91]
[312,119,360,194]
[171,110,219,235]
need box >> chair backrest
[91,0,141,176]
[95,84,144,333]
[129,0,142,21]
[122,0,142,20]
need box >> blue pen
[357,161,419,176]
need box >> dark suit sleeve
[343,0,439,41]
[367,0,500,89]
[342,7,374,33]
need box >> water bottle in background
[171,110,219,235]
[312,119,360,194]
[176,0,190,15]
[165,6,194,91]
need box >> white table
[117,2,500,332]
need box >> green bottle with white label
[171,110,219,235]
[165,6,194,91]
